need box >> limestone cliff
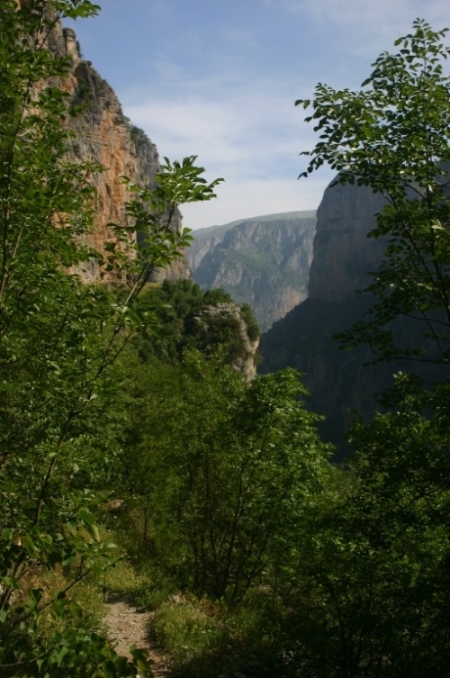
[50,22,190,283]
[260,181,390,454]
[308,181,386,300]
[189,231,225,270]
[189,212,316,331]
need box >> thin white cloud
[221,27,256,46]
[124,74,326,230]
[270,0,449,26]
[123,73,323,231]
[266,0,450,59]
[180,175,327,231]
[118,0,450,230]
[124,74,316,178]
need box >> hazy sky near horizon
[67,1,450,230]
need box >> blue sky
[67,0,450,230]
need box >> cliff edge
[50,21,190,283]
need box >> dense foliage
[0,2,221,674]
[132,279,259,365]
[288,18,450,677]
[121,352,331,606]
[3,4,450,677]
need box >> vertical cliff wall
[307,180,386,301]
[260,180,390,454]
[49,21,190,283]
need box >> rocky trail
[105,594,173,677]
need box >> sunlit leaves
[297,19,450,366]
[124,353,332,605]
[0,1,219,674]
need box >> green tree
[286,20,450,677]
[287,378,450,677]
[297,19,450,367]
[123,352,331,606]
[0,1,222,673]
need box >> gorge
[188,211,316,332]
[259,180,389,449]
[3,6,450,677]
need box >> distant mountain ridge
[193,210,315,238]
[188,211,316,331]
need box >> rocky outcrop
[195,303,259,380]
[50,21,190,283]
[189,212,316,331]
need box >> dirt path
[105,594,172,677]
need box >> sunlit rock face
[46,18,190,283]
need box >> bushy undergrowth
[145,590,298,678]
[152,596,226,665]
